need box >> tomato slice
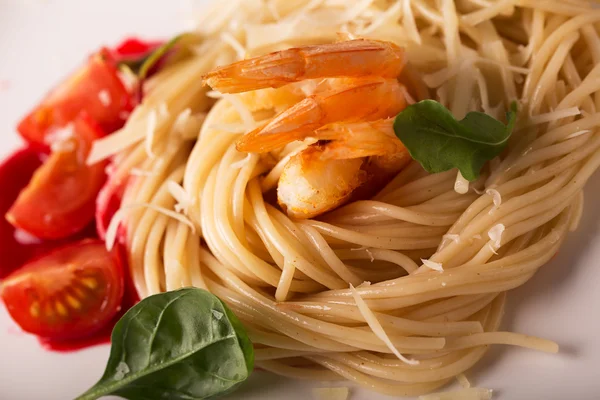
[112,37,163,63]
[17,48,132,147]
[7,115,107,240]
[0,240,123,340]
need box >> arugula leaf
[76,288,254,400]
[393,100,517,181]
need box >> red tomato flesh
[112,37,163,61]
[0,240,124,340]
[7,115,107,240]
[17,49,132,147]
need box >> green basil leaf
[393,100,517,181]
[76,288,254,400]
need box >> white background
[0,1,599,399]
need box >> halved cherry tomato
[0,240,123,340]
[7,115,107,239]
[17,48,132,147]
[111,37,163,65]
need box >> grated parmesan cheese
[487,223,505,254]
[421,259,444,272]
[158,102,169,119]
[565,129,591,140]
[441,234,460,249]
[486,188,501,214]
[358,0,401,35]
[456,373,471,389]
[349,284,419,366]
[221,32,247,60]
[167,180,193,214]
[222,94,256,128]
[454,171,470,194]
[129,168,156,177]
[145,110,157,158]
[173,108,192,134]
[206,90,223,99]
[419,387,493,400]
[98,89,111,106]
[105,203,196,251]
[402,0,422,44]
[312,387,349,400]
[44,124,74,146]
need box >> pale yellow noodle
[93,0,600,397]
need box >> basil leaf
[393,100,517,181]
[76,288,254,400]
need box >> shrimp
[236,77,407,153]
[203,39,406,93]
[278,119,411,219]
[203,39,415,219]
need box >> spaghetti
[92,0,600,397]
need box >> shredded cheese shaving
[441,234,460,249]
[456,373,471,389]
[486,188,502,214]
[221,32,247,60]
[421,259,444,272]
[167,180,193,214]
[358,0,402,35]
[454,171,470,194]
[487,223,505,254]
[105,203,196,251]
[129,168,156,177]
[349,284,419,366]
[419,388,493,400]
[312,387,349,400]
[222,94,256,129]
[565,129,592,140]
[145,110,157,158]
[173,108,192,134]
[98,89,111,106]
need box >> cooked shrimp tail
[203,39,406,93]
[313,118,405,160]
[236,79,407,153]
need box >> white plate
[0,1,599,399]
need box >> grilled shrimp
[204,39,406,93]
[203,39,414,219]
[237,77,407,153]
[279,119,411,219]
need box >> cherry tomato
[0,240,124,340]
[112,37,163,62]
[7,115,107,240]
[17,48,132,147]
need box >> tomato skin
[7,115,107,240]
[0,240,124,340]
[112,37,163,61]
[17,49,132,147]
